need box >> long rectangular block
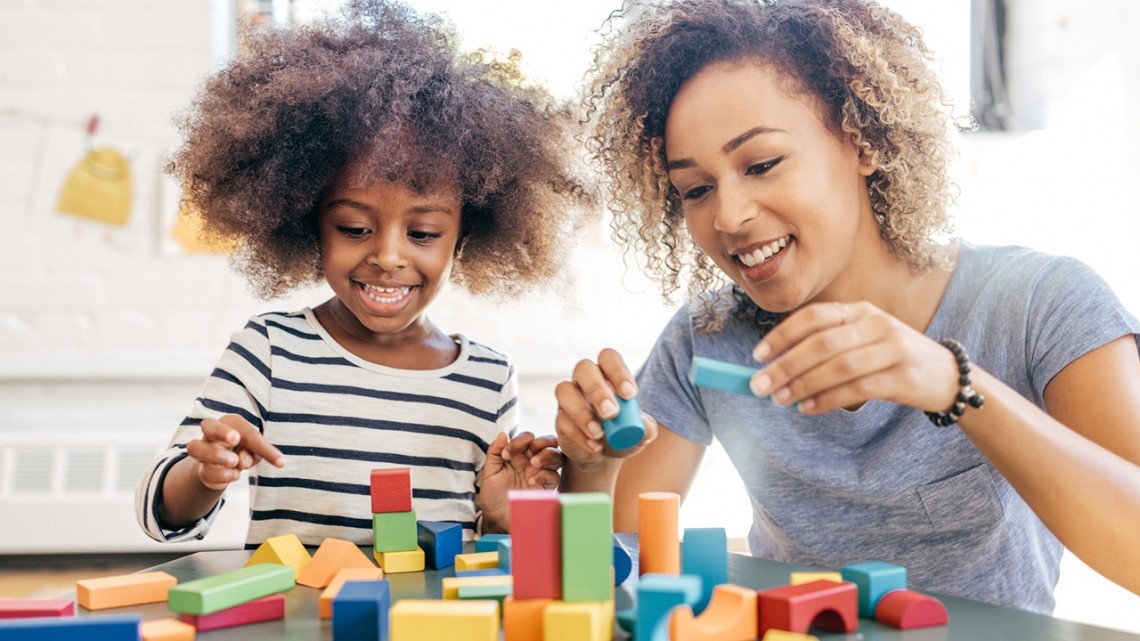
[76,571,177,610]
[0,599,74,619]
[455,551,500,572]
[561,492,613,602]
[688,357,760,395]
[167,563,295,615]
[0,614,141,640]
[179,593,286,631]
[371,467,412,513]
[320,568,386,619]
[417,520,463,570]
[457,582,512,604]
[510,489,561,599]
[373,510,418,552]
[297,538,376,588]
[390,599,499,641]
[139,617,196,641]
[441,575,513,599]
[332,580,391,641]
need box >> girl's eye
[746,156,784,176]
[336,225,369,238]
[409,230,443,242]
[681,185,712,201]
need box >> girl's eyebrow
[666,125,786,172]
[323,199,458,216]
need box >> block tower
[370,467,425,573]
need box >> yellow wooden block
[76,571,177,610]
[441,575,514,599]
[789,572,844,586]
[245,533,312,579]
[374,546,425,574]
[140,617,196,641]
[543,600,614,641]
[319,567,386,619]
[455,551,501,572]
[761,631,820,641]
[390,599,499,641]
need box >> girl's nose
[366,232,408,271]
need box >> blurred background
[0,0,1137,632]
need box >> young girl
[557,0,1140,613]
[136,0,589,547]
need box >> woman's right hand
[186,415,286,491]
[554,348,659,468]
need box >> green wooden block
[167,563,295,615]
[560,492,613,602]
[456,582,511,605]
[373,510,418,552]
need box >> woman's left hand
[748,301,960,415]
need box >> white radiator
[0,434,248,554]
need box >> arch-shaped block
[756,580,857,637]
[873,589,948,629]
[669,584,758,641]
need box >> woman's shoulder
[958,243,1101,288]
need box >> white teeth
[363,284,410,302]
[737,236,790,267]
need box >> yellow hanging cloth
[56,146,133,226]
[170,198,237,254]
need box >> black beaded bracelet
[925,338,985,427]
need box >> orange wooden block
[77,571,178,610]
[297,538,375,588]
[140,617,196,641]
[669,584,758,641]
[503,597,551,641]
[873,589,948,629]
[319,567,385,619]
[638,492,680,575]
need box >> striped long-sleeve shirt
[135,308,517,548]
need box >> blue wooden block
[454,568,509,577]
[841,560,907,617]
[475,533,510,554]
[613,535,632,586]
[602,396,645,450]
[688,357,761,396]
[417,520,463,570]
[636,573,701,640]
[682,527,728,614]
[332,579,390,641]
[0,614,140,640]
[497,538,512,572]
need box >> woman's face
[664,59,880,312]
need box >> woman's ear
[857,146,878,177]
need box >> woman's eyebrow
[666,125,787,172]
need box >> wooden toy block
[613,536,632,586]
[503,597,551,641]
[332,579,391,641]
[873,589,948,629]
[638,492,680,575]
[179,593,285,631]
[456,551,501,571]
[320,568,386,619]
[789,572,843,586]
[390,599,499,641]
[371,467,412,513]
[167,563,295,616]
[297,538,375,588]
[475,533,510,553]
[840,561,906,618]
[615,607,635,633]
[688,357,761,396]
[76,570,177,610]
[457,582,512,605]
[441,575,513,599]
[760,631,820,641]
[0,599,74,618]
[417,520,463,570]
[0,613,141,640]
[561,492,614,602]
[509,489,562,599]
[602,395,645,450]
[498,538,512,572]
[636,573,702,640]
[373,546,425,573]
[456,568,510,578]
[756,580,857,637]
[245,533,312,580]
[681,527,728,614]
[668,584,758,641]
[373,510,419,552]
[139,617,195,641]
[543,600,614,641]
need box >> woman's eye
[682,185,711,201]
[336,226,369,238]
[746,156,783,175]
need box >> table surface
[68,536,1140,641]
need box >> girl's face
[317,171,462,346]
[664,60,880,313]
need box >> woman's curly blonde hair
[584,0,960,312]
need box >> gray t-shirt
[636,244,1139,613]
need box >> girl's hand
[477,431,563,532]
[553,348,659,468]
[186,415,285,491]
[748,301,960,415]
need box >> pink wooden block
[509,489,561,599]
[371,468,412,513]
[0,599,74,619]
[179,593,286,631]
[874,589,948,629]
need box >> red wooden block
[178,593,286,631]
[0,599,74,619]
[509,489,561,599]
[874,589,948,629]
[756,580,857,637]
[371,468,412,513]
